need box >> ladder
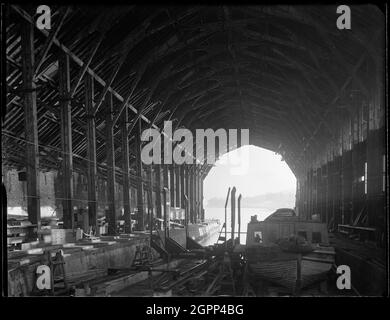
[34,249,68,295]
[216,222,227,244]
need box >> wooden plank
[338,224,376,232]
[85,73,97,233]
[106,92,116,235]
[21,20,40,232]
[59,51,74,230]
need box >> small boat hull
[248,248,335,292]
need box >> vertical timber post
[200,174,204,221]
[180,165,185,210]
[170,165,175,209]
[21,21,41,234]
[106,92,116,235]
[184,165,190,222]
[189,166,194,223]
[121,106,131,233]
[192,166,197,223]
[155,164,162,221]
[231,186,236,242]
[194,166,198,222]
[135,118,145,230]
[148,165,154,232]
[85,73,97,234]
[59,51,74,230]
[175,165,181,208]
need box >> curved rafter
[4,4,384,176]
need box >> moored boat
[245,209,335,293]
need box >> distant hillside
[206,191,296,209]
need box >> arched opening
[203,145,296,243]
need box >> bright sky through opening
[203,145,297,204]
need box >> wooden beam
[59,51,74,230]
[121,106,131,233]
[70,32,105,99]
[10,7,156,128]
[35,7,70,78]
[106,92,117,235]
[21,19,41,232]
[85,73,97,234]
[297,31,382,161]
[112,52,157,127]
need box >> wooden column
[333,156,343,228]
[121,107,131,233]
[318,166,325,223]
[175,165,181,208]
[155,164,162,220]
[170,165,175,208]
[180,165,185,209]
[184,165,190,222]
[189,167,194,223]
[200,175,204,221]
[106,92,116,235]
[341,149,353,225]
[184,165,189,201]
[147,165,154,230]
[367,50,385,244]
[325,159,331,225]
[196,167,200,222]
[305,172,310,220]
[308,168,314,220]
[367,83,385,242]
[21,21,40,231]
[193,166,198,223]
[163,164,169,188]
[135,118,145,230]
[85,73,97,233]
[350,92,364,225]
[59,51,74,230]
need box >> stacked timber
[7,217,37,251]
